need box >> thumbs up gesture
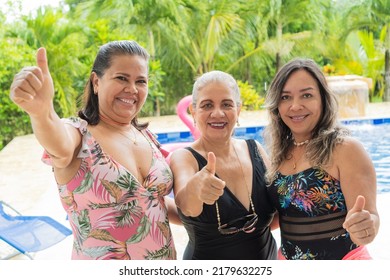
[197,152,226,205]
[343,195,375,245]
[10,47,54,117]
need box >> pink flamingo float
[175,95,201,140]
[161,95,200,161]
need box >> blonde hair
[263,58,350,183]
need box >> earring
[236,119,240,127]
[193,120,197,127]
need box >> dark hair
[78,40,150,129]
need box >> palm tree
[345,0,390,101]
[262,0,315,70]
[72,0,184,116]
[22,7,89,117]
[171,0,244,75]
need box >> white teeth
[119,98,135,104]
[210,123,225,127]
[291,116,305,120]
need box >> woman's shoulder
[62,116,89,133]
[332,136,370,166]
[170,146,196,162]
[334,136,365,153]
[246,139,270,168]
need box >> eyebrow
[199,98,234,103]
[115,72,148,79]
[282,86,315,93]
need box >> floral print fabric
[42,117,176,260]
[267,167,357,260]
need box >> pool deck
[0,102,389,260]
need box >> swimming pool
[157,117,390,194]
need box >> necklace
[99,113,130,126]
[99,114,138,145]
[215,141,257,232]
[117,128,138,145]
[290,149,306,170]
[293,139,310,146]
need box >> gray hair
[191,70,241,107]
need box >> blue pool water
[157,118,390,194]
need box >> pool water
[344,121,390,194]
[157,118,390,193]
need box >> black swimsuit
[178,139,277,260]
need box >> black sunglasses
[218,213,259,235]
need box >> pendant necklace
[117,128,138,145]
[291,139,309,169]
[99,114,138,145]
[290,147,306,170]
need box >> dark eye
[303,93,312,98]
[223,102,234,108]
[280,95,290,100]
[200,103,213,109]
[137,79,147,84]
[116,76,127,81]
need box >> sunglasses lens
[218,214,258,235]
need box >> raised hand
[10,47,54,117]
[197,152,226,205]
[343,195,375,245]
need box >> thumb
[205,152,216,175]
[350,195,366,213]
[36,47,50,74]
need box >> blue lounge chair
[0,200,72,260]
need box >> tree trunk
[384,49,390,102]
[154,99,160,117]
[276,52,281,72]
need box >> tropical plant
[237,80,264,111]
[0,38,35,150]
[22,7,90,117]
[144,60,166,116]
[344,0,390,101]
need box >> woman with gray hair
[264,58,379,259]
[170,70,278,260]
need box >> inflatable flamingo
[176,95,201,140]
[161,95,200,161]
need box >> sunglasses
[216,200,258,235]
[218,213,259,235]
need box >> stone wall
[327,75,371,118]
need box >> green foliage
[0,37,35,150]
[142,60,166,116]
[1,0,389,151]
[237,80,264,111]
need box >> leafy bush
[0,38,35,150]
[237,80,264,111]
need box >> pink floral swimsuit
[43,117,176,260]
